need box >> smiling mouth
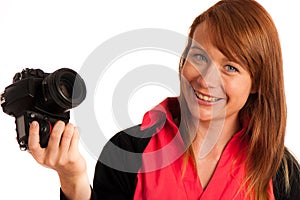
[194,90,222,103]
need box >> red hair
[179,0,287,199]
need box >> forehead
[191,22,226,61]
[192,22,211,47]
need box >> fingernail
[31,121,38,128]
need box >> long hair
[179,0,287,199]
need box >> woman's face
[181,22,253,124]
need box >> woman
[28,0,300,199]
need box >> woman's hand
[28,120,91,200]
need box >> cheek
[224,78,252,105]
[181,63,199,81]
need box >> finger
[28,121,42,151]
[47,121,65,150]
[60,123,74,153]
[28,121,45,163]
[69,127,80,153]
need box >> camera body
[1,68,86,150]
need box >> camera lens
[59,73,77,99]
[42,68,86,112]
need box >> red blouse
[133,97,274,200]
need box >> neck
[192,114,241,159]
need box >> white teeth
[195,92,219,102]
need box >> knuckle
[35,157,46,166]
[62,131,73,141]
[43,157,57,168]
[68,155,77,164]
[28,144,39,152]
[50,133,61,142]
[57,157,67,167]
[43,159,52,168]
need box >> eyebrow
[190,44,241,66]
[189,45,211,60]
[190,45,206,52]
[189,45,210,57]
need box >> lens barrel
[42,68,86,112]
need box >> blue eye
[194,54,208,63]
[225,65,238,72]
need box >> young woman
[28,0,300,199]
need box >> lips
[193,89,223,103]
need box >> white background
[0,0,299,199]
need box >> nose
[196,63,221,88]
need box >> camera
[1,68,86,150]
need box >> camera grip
[16,111,68,150]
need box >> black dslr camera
[1,68,86,150]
